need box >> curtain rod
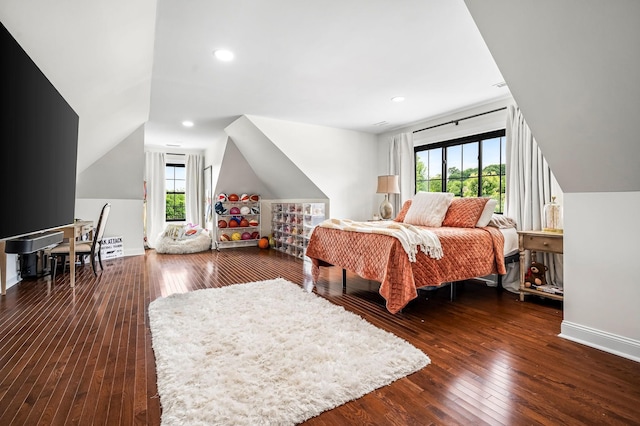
[412,106,507,134]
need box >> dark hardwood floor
[0,248,638,425]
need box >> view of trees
[166,194,186,221]
[416,157,505,211]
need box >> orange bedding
[305,225,506,313]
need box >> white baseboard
[124,248,145,257]
[560,321,640,363]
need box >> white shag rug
[148,278,430,425]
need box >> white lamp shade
[376,175,400,194]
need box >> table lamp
[376,175,400,220]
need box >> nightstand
[518,230,563,302]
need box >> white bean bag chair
[155,224,212,254]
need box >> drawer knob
[543,242,548,246]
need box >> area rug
[148,278,430,425]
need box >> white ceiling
[145,0,509,150]
[1,0,508,167]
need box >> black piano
[5,231,64,278]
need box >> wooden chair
[49,203,112,280]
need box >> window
[165,163,186,221]
[415,130,506,212]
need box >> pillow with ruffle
[442,197,489,228]
[403,192,454,227]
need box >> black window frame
[165,163,186,222]
[414,129,506,212]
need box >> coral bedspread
[306,226,506,313]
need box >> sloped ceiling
[225,117,326,200]
[465,0,640,192]
[0,0,157,174]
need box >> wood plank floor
[0,247,639,425]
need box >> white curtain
[185,154,204,226]
[506,105,563,287]
[144,152,166,249]
[389,132,415,215]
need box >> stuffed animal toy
[524,261,548,288]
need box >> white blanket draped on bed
[317,219,442,262]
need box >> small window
[165,163,186,221]
[415,130,506,212]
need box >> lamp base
[379,195,393,220]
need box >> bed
[305,195,517,313]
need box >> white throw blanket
[318,219,443,262]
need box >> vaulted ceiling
[0,0,508,173]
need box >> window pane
[165,166,175,179]
[165,179,175,192]
[175,179,186,193]
[174,166,186,180]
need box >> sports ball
[228,219,238,228]
[229,207,241,215]
[248,219,259,227]
[251,231,260,239]
[240,206,251,215]
[214,201,227,215]
[240,194,250,202]
[231,232,242,241]
[251,206,260,214]
[258,237,269,249]
[218,219,227,228]
[217,193,227,202]
[220,233,230,241]
[239,218,250,227]
[241,232,251,240]
[250,194,260,202]
[228,193,239,202]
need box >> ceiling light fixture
[213,49,234,61]
[391,96,405,103]
[182,120,194,127]
[166,143,182,147]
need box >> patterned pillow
[394,200,412,222]
[403,192,454,227]
[442,197,490,228]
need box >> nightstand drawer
[522,235,563,253]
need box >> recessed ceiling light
[182,120,194,127]
[213,49,234,61]
[166,143,182,147]
[391,96,405,103]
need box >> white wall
[242,115,379,221]
[560,192,640,361]
[75,199,145,257]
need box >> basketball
[239,218,250,227]
[228,220,238,228]
[250,194,260,202]
[251,231,260,239]
[231,232,242,241]
[241,232,251,240]
[218,219,227,228]
[228,193,239,201]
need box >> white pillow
[403,192,454,227]
[475,198,498,227]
